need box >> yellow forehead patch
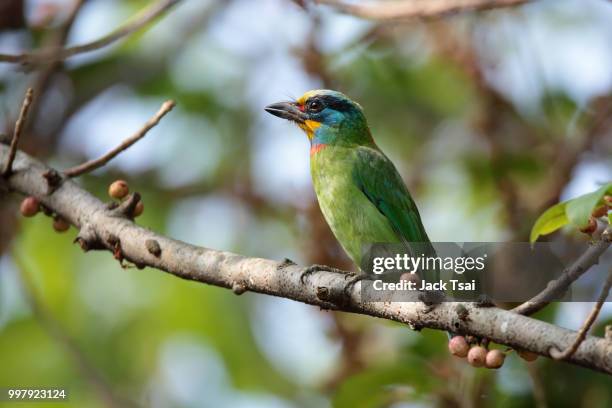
[296,90,327,105]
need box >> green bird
[265,89,434,280]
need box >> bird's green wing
[353,146,440,297]
[352,146,431,247]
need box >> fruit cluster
[108,180,144,217]
[20,196,69,232]
[19,179,143,230]
[448,335,537,369]
[580,195,612,235]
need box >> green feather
[352,146,430,245]
[311,143,433,270]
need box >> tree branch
[63,100,175,178]
[0,0,181,66]
[511,232,612,316]
[1,144,611,375]
[315,0,532,21]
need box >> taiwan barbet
[265,90,436,284]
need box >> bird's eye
[307,99,324,113]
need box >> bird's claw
[475,294,495,308]
[343,273,366,297]
[278,258,296,270]
[299,264,345,285]
[418,290,445,313]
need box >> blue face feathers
[301,90,365,127]
[265,89,373,146]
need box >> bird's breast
[310,147,398,266]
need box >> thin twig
[58,0,87,44]
[549,267,612,360]
[512,227,612,316]
[316,0,531,21]
[2,88,33,176]
[0,0,181,65]
[23,0,86,137]
[63,100,175,178]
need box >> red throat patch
[310,143,328,156]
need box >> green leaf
[530,201,568,243]
[530,182,612,243]
[566,182,612,228]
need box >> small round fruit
[467,346,487,367]
[604,195,612,207]
[53,217,70,232]
[517,350,538,362]
[133,201,144,217]
[108,180,129,199]
[20,196,40,217]
[448,336,469,358]
[591,205,608,218]
[579,217,597,235]
[485,349,505,369]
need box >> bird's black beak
[264,101,306,124]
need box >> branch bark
[315,0,532,21]
[1,144,611,375]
